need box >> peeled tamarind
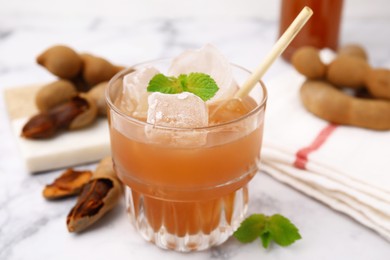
[300,80,390,130]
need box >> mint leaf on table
[233,214,267,243]
[233,213,301,249]
[147,72,219,101]
[268,214,302,247]
[260,230,272,248]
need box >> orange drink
[106,58,267,251]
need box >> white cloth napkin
[260,69,390,241]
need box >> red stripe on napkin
[294,124,338,170]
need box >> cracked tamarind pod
[67,157,123,233]
[21,94,98,139]
[43,169,93,199]
[86,81,109,116]
[35,80,78,112]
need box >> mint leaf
[268,214,302,247]
[147,73,183,94]
[147,72,219,101]
[234,213,301,249]
[260,230,272,248]
[233,214,267,243]
[184,73,219,101]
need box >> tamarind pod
[365,68,390,100]
[37,45,82,79]
[35,80,78,112]
[69,94,98,129]
[291,46,326,79]
[338,44,368,61]
[115,65,126,73]
[300,80,390,130]
[80,54,119,87]
[326,55,370,89]
[70,74,91,93]
[22,99,86,139]
[52,97,89,128]
[67,157,122,233]
[43,169,92,200]
[21,96,96,139]
[87,82,109,116]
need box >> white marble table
[1,2,390,259]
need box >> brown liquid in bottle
[279,0,344,61]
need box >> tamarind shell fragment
[300,80,390,130]
[66,178,113,232]
[43,169,92,199]
[67,157,122,233]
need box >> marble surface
[1,1,390,259]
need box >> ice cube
[168,44,237,102]
[206,97,263,145]
[147,92,208,127]
[208,98,255,125]
[114,91,135,116]
[123,66,159,119]
[146,92,208,146]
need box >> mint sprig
[147,74,183,94]
[233,214,301,249]
[147,73,219,101]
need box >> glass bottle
[279,0,344,61]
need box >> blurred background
[1,0,390,87]
[1,0,390,20]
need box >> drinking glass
[106,59,267,252]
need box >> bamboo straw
[234,6,313,99]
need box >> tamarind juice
[106,62,267,252]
